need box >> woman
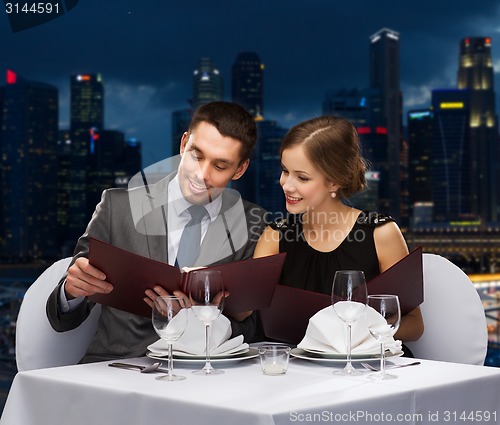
[254,115,424,343]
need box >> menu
[259,246,424,344]
[88,237,286,317]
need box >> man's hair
[188,101,257,162]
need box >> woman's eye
[298,176,309,182]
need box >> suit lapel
[137,175,173,263]
[197,189,248,265]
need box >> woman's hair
[280,115,367,198]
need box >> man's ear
[232,159,250,181]
[179,132,189,154]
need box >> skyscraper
[369,28,402,220]
[431,89,473,222]
[457,37,498,222]
[322,88,369,127]
[231,119,287,214]
[192,58,223,111]
[171,108,191,156]
[69,73,104,241]
[0,70,59,260]
[232,52,264,118]
[407,110,434,213]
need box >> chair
[15,257,101,372]
[405,253,488,365]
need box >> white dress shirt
[60,175,223,312]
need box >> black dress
[270,211,415,357]
[271,211,395,295]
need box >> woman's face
[280,144,337,214]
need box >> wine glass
[331,270,368,376]
[186,269,225,375]
[367,294,401,380]
[151,295,188,381]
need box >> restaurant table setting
[2,351,500,425]
[296,305,403,356]
[147,310,249,358]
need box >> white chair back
[405,253,487,365]
[15,257,101,371]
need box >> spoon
[108,362,166,373]
[361,361,421,372]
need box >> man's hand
[64,257,113,299]
[144,286,190,309]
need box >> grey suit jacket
[47,174,267,363]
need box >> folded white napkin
[148,309,248,356]
[297,305,402,355]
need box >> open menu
[259,246,423,344]
[88,237,286,318]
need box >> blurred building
[171,108,191,156]
[322,88,369,127]
[86,129,142,215]
[369,28,402,220]
[69,73,104,241]
[231,52,264,118]
[407,110,433,218]
[56,130,72,252]
[431,89,473,222]
[0,70,59,260]
[457,37,498,222]
[349,171,380,212]
[232,119,287,214]
[192,58,223,111]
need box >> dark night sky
[1,0,500,166]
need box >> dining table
[1,348,500,425]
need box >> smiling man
[46,102,267,363]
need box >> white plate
[291,348,403,363]
[147,348,259,363]
[148,347,249,359]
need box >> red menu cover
[88,237,286,318]
[259,246,424,344]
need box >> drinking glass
[367,294,401,380]
[151,295,188,381]
[331,270,368,375]
[186,269,225,375]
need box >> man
[46,102,266,363]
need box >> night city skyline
[1,2,500,406]
[2,1,500,166]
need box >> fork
[361,361,421,371]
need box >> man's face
[178,121,249,204]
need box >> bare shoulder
[253,225,280,258]
[373,221,409,272]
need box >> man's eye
[190,151,202,161]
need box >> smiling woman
[254,115,424,345]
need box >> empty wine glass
[331,270,368,376]
[187,269,225,375]
[367,294,401,380]
[151,295,188,381]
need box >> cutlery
[361,361,421,372]
[108,362,167,373]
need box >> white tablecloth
[1,354,500,425]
